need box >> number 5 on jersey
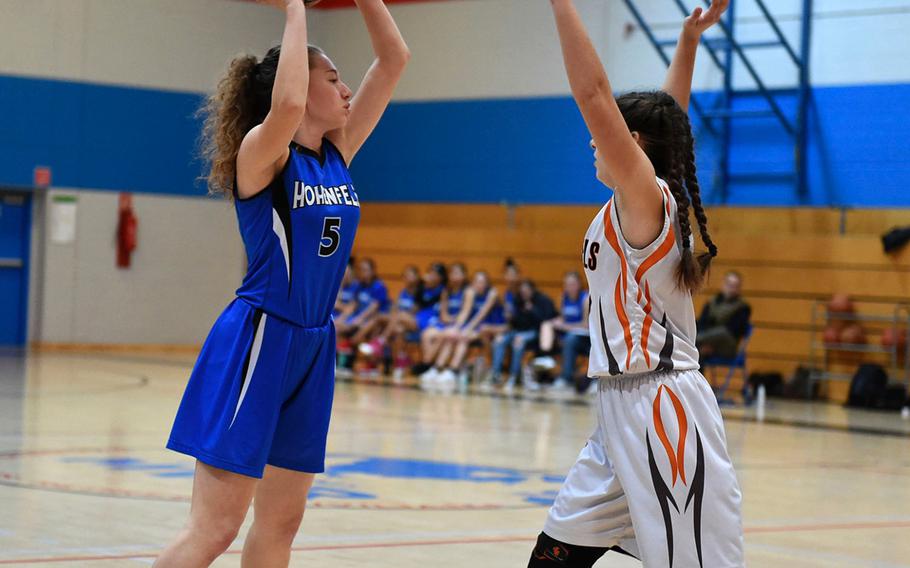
[319,217,342,257]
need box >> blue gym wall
[1,0,908,206]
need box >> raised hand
[254,0,311,10]
[682,0,730,40]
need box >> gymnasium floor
[1,350,909,567]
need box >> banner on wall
[49,194,77,245]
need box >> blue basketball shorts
[415,307,439,331]
[167,298,336,478]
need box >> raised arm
[453,290,476,329]
[237,0,310,198]
[465,290,498,332]
[549,0,657,216]
[663,0,729,111]
[328,0,410,164]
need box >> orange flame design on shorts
[652,384,688,486]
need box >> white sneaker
[419,368,439,391]
[585,379,599,395]
[525,378,542,392]
[532,356,557,371]
[436,369,457,392]
[502,376,516,394]
[550,377,571,391]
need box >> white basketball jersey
[582,178,700,377]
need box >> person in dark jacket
[487,279,557,392]
[697,270,751,360]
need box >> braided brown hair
[615,90,717,292]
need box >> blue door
[0,190,31,346]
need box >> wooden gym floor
[1,350,909,567]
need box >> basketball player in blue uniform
[155,1,409,566]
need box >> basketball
[839,323,867,344]
[881,326,907,350]
[828,293,855,315]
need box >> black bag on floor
[847,364,888,408]
[747,372,784,397]
[875,384,908,411]
[783,366,820,399]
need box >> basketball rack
[807,301,910,395]
[623,0,813,203]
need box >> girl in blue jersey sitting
[478,258,522,344]
[356,264,421,379]
[532,271,591,391]
[332,261,359,319]
[339,257,389,343]
[420,271,500,390]
[156,0,409,565]
[417,262,468,374]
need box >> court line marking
[5,520,910,565]
[341,377,910,439]
[10,351,910,438]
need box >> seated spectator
[333,261,359,319]
[336,258,389,343]
[533,271,590,390]
[356,265,421,377]
[479,258,521,342]
[418,263,468,373]
[696,270,752,360]
[420,270,499,390]
[488,279,557,392]
[369,264,446,379]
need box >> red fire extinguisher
[117,193,138,268]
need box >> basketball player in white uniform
[529,1,743,567]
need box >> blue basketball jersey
[234,140,361,328]
[419,284,444,311]
[503,289,517,318]
[562,291,588,324]
[446,286,467,317]
[340,281,359,305]
[397,288,417,312]
[468,288,491,321]
[353,279,389,316]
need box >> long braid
[616,91,717,292]
[682,125,718,276]
[659,104,701,292]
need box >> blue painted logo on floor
[61,454,564,507]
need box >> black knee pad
[527,532,608,567]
